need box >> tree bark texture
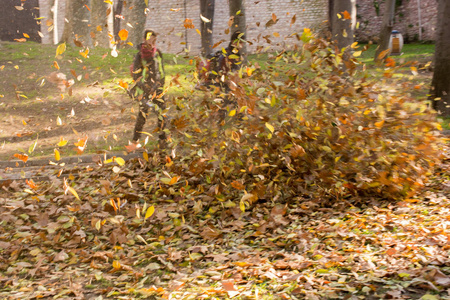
[90,0,110,48]
[200,0,215,56]
[114,0,124,45]
[124,0,148,47]
[431,0,450,116]
[331,0,356,51]
[228,0,247,58]
[374,0,396,62]
[61,0,91,46]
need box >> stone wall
[355,0,437,43]
[37,0,328,54]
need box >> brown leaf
[222,280,239,297]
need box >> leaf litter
[0,148,448,299]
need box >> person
[130,29,166,145]
[196,30,245,92]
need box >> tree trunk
[374,0,396,63]
[331,0,356,51]
[124,0,148,47]
[328,0,334,34]
[114,0,124,45]
[228,0,247,58]
[61,0,91,47]
[200,0,215,56]
[90,0,110,48]
[430,0,450,116]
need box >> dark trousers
[133,91,166,142]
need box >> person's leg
[152,92,167,145]
[132,98,150,142]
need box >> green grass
[359,42,435,65]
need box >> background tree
[61,0,91,46]
[200,0,215,56]
[228,0,247,58]
[114,0,125,45]
[374,0,396,63]
[123,0,148,47]
[90,1,110,48]
[430,0,450,116]
[330,0,356,50]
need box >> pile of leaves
[1,33,449,299]
[166,32,445,207]
[0,147,449,299]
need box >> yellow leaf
[23,33,30,38]
[22,120,27,125]
[229,109,236,116]
[196,29,201,36]
[54,149,61,161]
[56,116,62,126]
[114,157,125,166]
[353,51,362,57]
[68,186,80,201]
[342,29,348,37]
[95,220,101,231]
[112,260,121,269]
[145,205,155,219]
[265,122,275,133]
[143,152,149,162]
[55,43,66,57]
[273,32,280,37]
[239,200,246,212]
[58,137,68,147]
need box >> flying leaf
[114,157,125,166]
[57,116,62,126]
[14,153,28,163]
[54,149,61,161]
[145,205,155,219]
[377,48,391,60]
[200,14,211,23]
[26,179,38,190]
[57,137,68,147]
[15,6,24,10]
[342,10,351,19]
[64,178,80,200]
[55,42,66,57]
[23,33,30,38]
[118,29,128,40]
[265,122,275,133]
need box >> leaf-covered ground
[0,148,449,300]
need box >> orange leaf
[222,280,239,297]
[26,179,38,190]
[342,10,351,19]
[231,180,245,190]
[118,29,128,41]
[183,18,195,29]
[14,153,28,163]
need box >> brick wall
[355,0,437,43]
[38,0,328,54]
